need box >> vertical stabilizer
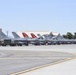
[12,32,20,38]
[0,30,7,39]
[30,33,37,38]
[22,32,29,38]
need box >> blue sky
[0,0,76,36]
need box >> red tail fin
[22,32,29,38]
[30,33,37,38]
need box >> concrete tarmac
[0,45,75,75]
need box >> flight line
[0,29,76,46]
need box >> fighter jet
[13,32,41,45]
[12,32,29,46]
[46,33,74,45]
[22,32,46,45]
[0,30,14,46]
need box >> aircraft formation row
[0,30,76,46]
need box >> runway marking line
[0,51,75,59]
[10,54,76,75]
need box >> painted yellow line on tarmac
[10,55,76,75]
